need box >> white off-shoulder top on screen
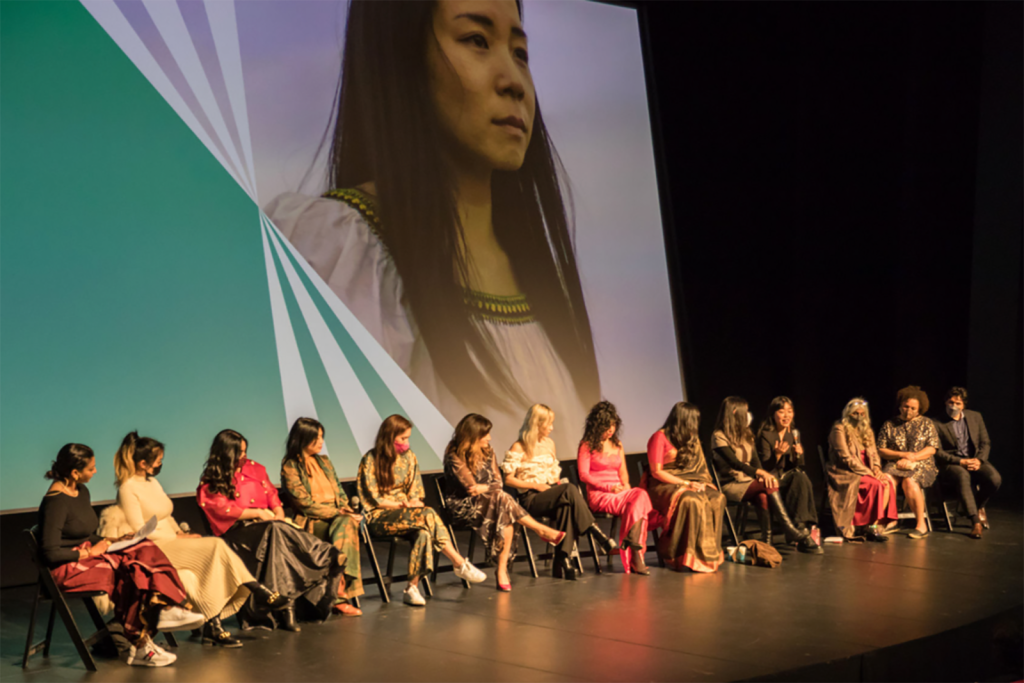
[264,190,589,458]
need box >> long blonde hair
[517,404,554,459]
[841,398,876,448]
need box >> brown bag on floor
[739,540,783,568]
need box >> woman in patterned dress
[443,413,566,590]
[280,417,363,616]
[357,415,486,607]
[877,386,940,539]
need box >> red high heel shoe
[546,531,566,547]
[495,572,511,592]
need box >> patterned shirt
[501,437,561,488]
[877,416,940,454]
[357,449,426,511]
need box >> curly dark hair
[199,429,247,499]
[896,385,930,415]
[581,401,622,452]
[945,386,968,406]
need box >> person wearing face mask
[932,387,1000,539]
[711,396,815,551]
[359,414,487,606]
[755,397,821,549]
[503,404,618,574]
[443,413,566,590]
[575,401,654,575]
[105,432,288,647]
[877,386,941,540]
[280,418,364,616]
[826,399,898,541]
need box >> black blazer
[932,409,991,467]
[756,428,804,474]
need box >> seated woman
[575,401,653,575]
[827,398,897,541]
[711,397,817,552]
[504,404,617,574]
[198,429,344,631]
[755,397,822,552]
[39,443,197,667]
[358,415,486,606]
[280,417,363,617]
[877,386,941,540]
[644,402,726,572]
[444,413,570,589]
[104,431,288,648]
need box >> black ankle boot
[246,583,291,616]
[586,524,618,554]
[202,617,243,648]
[552,552,578,581]
[278,607,301,632]
[767,491,809,544]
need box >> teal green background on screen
[4,1,285,510]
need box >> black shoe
[202,617,243,648]
[796,536,823,554]
[866,526,889,543]
[248,584,291,616]
[552,555,578,581]
[629,552,651,576]
[278,607,301,632]
[586,524,617,554]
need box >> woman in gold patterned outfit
[443,413,565,591]
[280,417,363,616]
[643,402,726,572]
[877,386,940,539]
[357,415,486,606]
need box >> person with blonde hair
[443,413,567,590]
[877,386,940,539]
[826,398,897,541]
[106,432,288,647]
[503,405,615,578]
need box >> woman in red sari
[39,444,197,667]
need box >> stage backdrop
[1,0,683,511]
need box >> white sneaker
[120,637,176,667]
[403,585,426,607]
[453,560,486,584]
[156,606,206,631]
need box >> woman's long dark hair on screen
[325,0,599,411]
[200,429,247,500]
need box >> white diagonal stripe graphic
[264,215,381,454]
[263,213,453,455]
[141,0,254,198]
[81,0,247,193]
[203,0,258,202]
[260,215,322,441]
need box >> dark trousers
[778,470,818,526]
[941,462,1001,523]
[519,484,595,555]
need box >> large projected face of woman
[428,0,535,173]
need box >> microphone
[349,496,362,513]
[179,522,191,534]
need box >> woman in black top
[711,398,819,554]
[755,397,819,532]
[39,444,197,667]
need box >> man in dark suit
[933,387,1000,539]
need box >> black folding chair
[817,445,836,535]
[706,451,754,547]
[564,461,613,574]
[631,458,666,568]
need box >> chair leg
[447,525,470,589]
[651,528,666,568]
[466,533,476,565]
[362,527,390,603]
[42,602,56,658]
[352,595,361,610]
[608,517,620,568]
[420,574,433,598]
[52,592,98,671]
[385,539,397,583]
[521,527,539,578]
[572,540,586,575]
[586,532,602,574]
[83,596,114,653]
[943,500,955,531]
[163,631,178,648]
[21,585,41,668]
[723,505,741,547]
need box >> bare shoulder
[509,441,526,454]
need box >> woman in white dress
[102,432,289,647]
[265,0,597,452]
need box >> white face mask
[946,405,963,418]
[746,412,753,428]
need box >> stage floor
[3,509,1022,682]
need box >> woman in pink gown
[577,401,654,575]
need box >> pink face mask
[394,441,410,454]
